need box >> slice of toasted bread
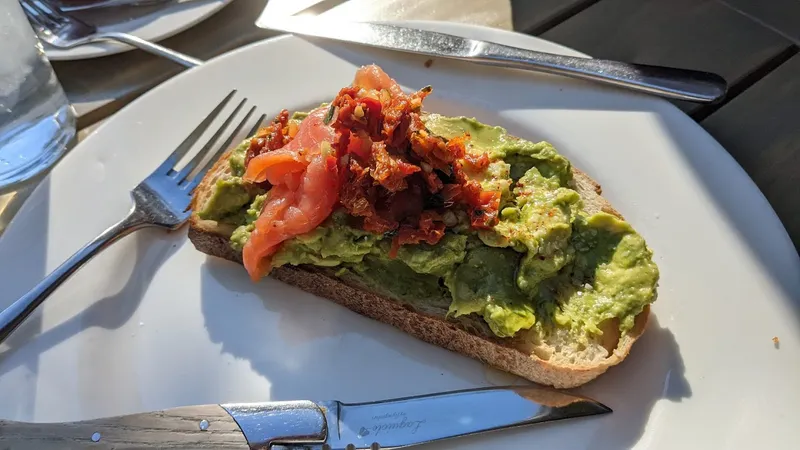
[188,140,650,389]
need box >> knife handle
[478,41,727,103]
[0,404,249,449]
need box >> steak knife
[255,15,727,103]
[0,385,610,449]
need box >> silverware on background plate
[21,0,203,67]
[57,0,199,13]
[0,385,611,449]
[0,90,264,345]
[257,16,728,103]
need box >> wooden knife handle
[0,404,249,449]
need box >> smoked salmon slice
[241,107,338,280]
[243,106,335,184]
[243,149,307,186]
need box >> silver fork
[21,0,203,68]
[59,0,202,13]
[0,90,266,345]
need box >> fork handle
[0,208,149,345]
[95,32,203,68]
[477,42,727,103]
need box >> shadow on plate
[200,258,491,402]
[0,177,52,420]
[578,315,690,449]
[0,230,178,381]
[200,255,688,449]
[468,315,689,450]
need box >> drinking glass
[0,0,76,190]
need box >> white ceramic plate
[2,21,799,449]
[45,0,231,60]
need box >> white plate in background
[45,0,231,60]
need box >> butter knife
[0,385,610,449]
[256,16,727,103]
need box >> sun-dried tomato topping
[370,142,421,192]
[339,158,375,217]
[471,190,501,229]
[387,110,412,148]
[331,87,383,141]
[385,179,425,223]
[463,151,490,172]
[326,65,501,253]
[339,158,397,234]
[347,131,372,162]
[408,124,465,171]
[245,109,291,168]
[453,160,501,229]
[421,168,444,193]
[333,128,350,160]
[382,95,409,145]
[389,211,446,258]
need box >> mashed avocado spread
[197,114,659,342]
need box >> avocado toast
[188,65,659,389]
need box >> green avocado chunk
[445,245,535,338]
[271,211,382,267]
[342,255,450,307]
[395,233,467,277]
[425,115,581,296]
[552,212,659,336]
[423,114,571,184]
[334,234,467,309]
[199,112,659,342]
[196,139,253,221]
[500,165,582,296]
[229,193,267,251]
[228,139,248,177]
[196,178,251,221]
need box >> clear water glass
[0,0,76,190]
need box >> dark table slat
[720,0,800,45]
[702,54,800,251]
[538,0,794,115]
[510,0,595,33]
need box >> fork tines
[153,90,265,194]
[20,0,63,30]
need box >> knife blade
[305,385,611,450]
[255,15,727,103]
[0,385,609,449]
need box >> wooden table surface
[2,0,798,255]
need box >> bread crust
[187,143,651,389]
